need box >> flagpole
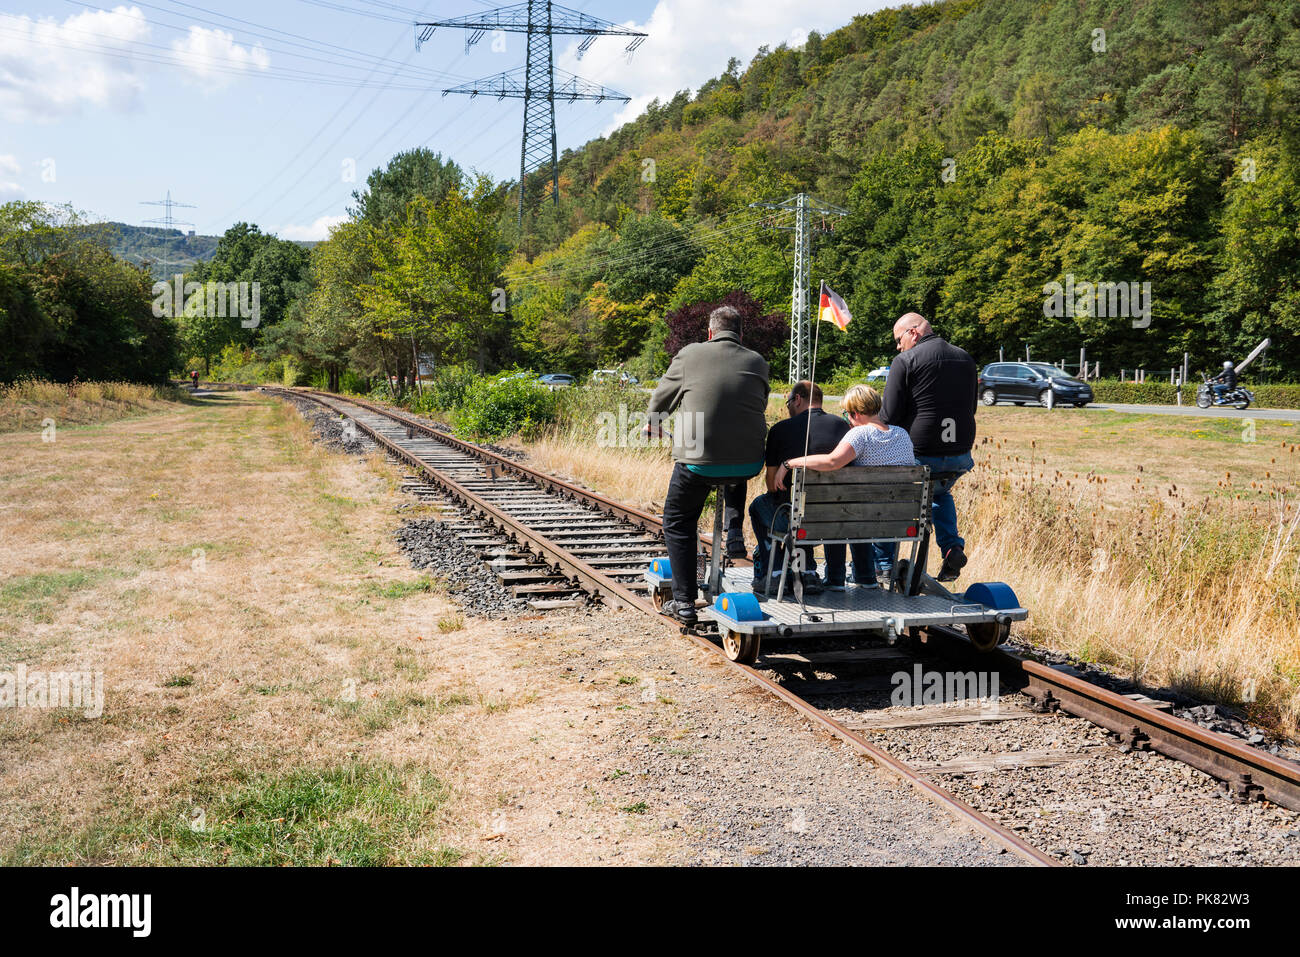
[802,282,824,463]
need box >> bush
[453,374,559,439]
[411,364,478,415]
[1088,379,1300,408]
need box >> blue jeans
[915,452,974,554]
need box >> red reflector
[795,528,807,540]
[906,525,918,537]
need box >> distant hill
[104,223,220,278]
[104,223,316,278]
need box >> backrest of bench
[793,465,930,544]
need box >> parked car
[537,373,576,389]
[865,366,889,383]
[978,362,1093,407]
[590,369,639,386]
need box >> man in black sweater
[881,313,978,582]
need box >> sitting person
[644,305,769,625]
[748,380,847,595]
[774,385,915,587]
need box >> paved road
[1084,402,1300,422]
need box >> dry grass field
[0,379,193,433]
[521,399,1300,736]
[0,391,676,864]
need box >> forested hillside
[106,224,221,278]
[502,0,1300,379]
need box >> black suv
[978,362,1093,408]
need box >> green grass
[5,761,463,866]
[365,577,439,600]
[0,570,109,624]
[162,674,194,688]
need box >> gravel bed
[545,612,1025,866]
[1004,638,1299,761]
[819,693,1300,866]
[393,518,533,619]
[284,395,379,455]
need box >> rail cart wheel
[651,587,667,611]
[967,621,1009,652]
[721,629,761,665]
[980,388,997,406]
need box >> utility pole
[140,190,195,276]
[416,3,646,227]
[750,193,848,382]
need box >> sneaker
[824,579,847,592]
[726,540,748,560]
[661,599,697,626]
[800,572,824,595]
[937,545,968,583]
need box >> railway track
[267,385,1300,864]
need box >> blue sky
[1,1,890,239]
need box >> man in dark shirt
[748,381,864,593]
[1211,361,1237,401]
[881,312,978,582]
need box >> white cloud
[278,215,347,242]
[556,0,893,134]
[0,181,23,200]
[170,26,270,84]
[0,6,152,122]
[0,154,20,177]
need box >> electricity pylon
[416,2,646,226]
[141,190,196,273]
[750,193,849,382]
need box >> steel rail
[269,386,1057,864]
[923,624,1300,813]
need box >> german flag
[818,282,851,331]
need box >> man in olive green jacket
[645,305,769,624]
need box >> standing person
[644,306,769,625]
[190,370,199,390]
[882,312,978,582]
[749,380,849,593]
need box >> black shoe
[799,572,824,595]
[661,599,697,626]
[750,575,769,594]
[726,540,748,560]
[937,545,968,582]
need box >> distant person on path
[644,305,769,625]
[881,313,978,582]
[775,385,915,589]
[190,370,199,390]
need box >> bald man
[881,312,978,582]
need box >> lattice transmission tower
[141,190,196,273]
[750,193,849,382]
[416,2,647,226]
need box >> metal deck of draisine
[700,566,1029,637]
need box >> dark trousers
[662,463,730,605]
[723,482,745,545]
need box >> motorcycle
[1196,373,1254,410]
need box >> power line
[417,1,646,226]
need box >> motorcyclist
[1210,361,1237,402]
